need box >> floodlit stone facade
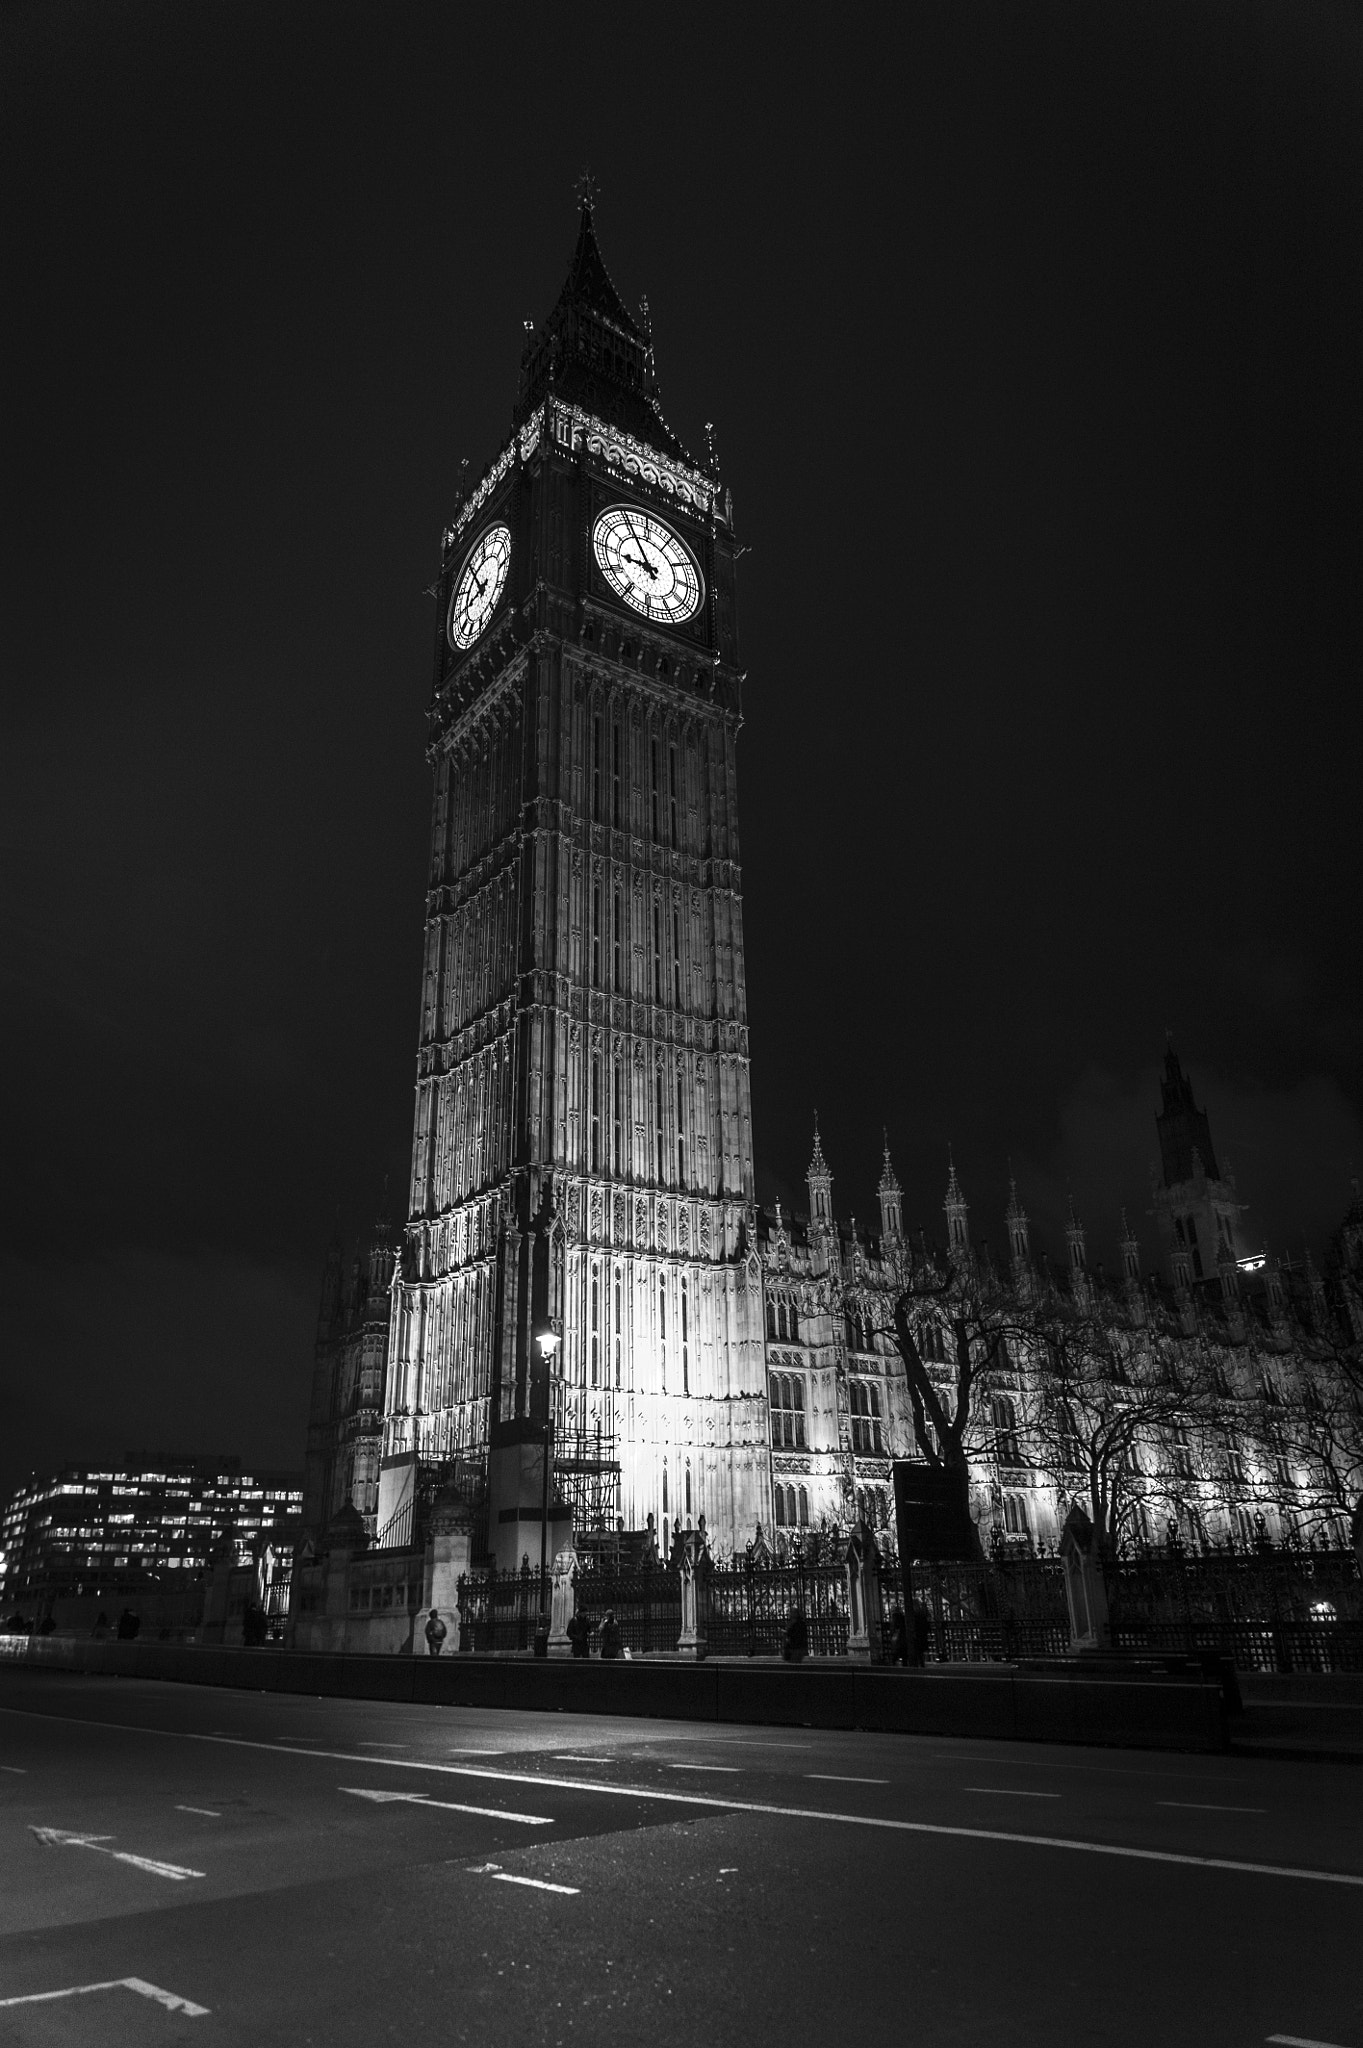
[302,203,1363,1569]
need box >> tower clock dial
[593,505,702,625]
[448,523,511,650]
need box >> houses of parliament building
[303,200,1363,1569]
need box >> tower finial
[575,167,600,214]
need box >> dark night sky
[3,3,1360,1502]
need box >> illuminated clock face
[448,523,511,650]
[593,506,702,625]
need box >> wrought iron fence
[1101,1545,1363,1673]
[573,1565,681,1656]
[879,1557,1071,1663]
[458,1541,1363,1670]
[705,1558,849,1657]
[455,1566,544,1652]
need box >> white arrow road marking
[1267,2036,1354,2047]
[492,1873,579,1895]
[0,1976,209,2016]
[12,1708,1363,1894]
[29,1826,204,1880]
[340,1788,554,1825]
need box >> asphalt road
[1,1668,1361,2047]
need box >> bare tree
[1007,1294,1220,1555]
[1241,1357,1363,1545]
[872,1245,1022,1561]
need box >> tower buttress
[877,1134,902,1243]
[807,1117,834,1231]
[1005,1176,1030,1275]
[943,1152,969,1259]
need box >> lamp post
[534,1323,561,1636]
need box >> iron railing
[704,1558,849,1657]
[456,1565,543,1652]
[881,1557,1071,1662]
[1101,1544,1363,1673]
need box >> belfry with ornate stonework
[370,196,766,1563]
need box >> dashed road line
[1159,1800,1266,1814]
[359,1740,410,1749]
[493,1872,579,1895]
[0,1976,209,2016]
[807,1774,888,1786]
[554,1755,608,1765]
[1,1765,27,1774]
[8,1707,1363,1893]
[670,1763,740,1774]
[341,1787,554,1825]
[964,1787,1061,1799]
[175,1805,221,1817]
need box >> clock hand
[627,520,657,578]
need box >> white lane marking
[659,1736,812,1750]
[0,1976,209,2016]
[341,1787,554,1825]
[670,1763,740,1774]
[2,1765,27,1774]
[1159,1800,1266,1814]
[964,1787,1062,1800]
[492,1872,579,1895]
[358,1740,410,1748]
[554,1755,608,1765]
[1267,2035,1354,2046]
[9,1707,1363,1893]
[929,1752,1249,1783]
[29,1825,204,1880]
[448,1748,506,1756]
[175,1805,221,1817]
[807,1774,889,1786]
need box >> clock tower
[378,198,767,1563]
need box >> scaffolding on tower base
[552,1387,622,1567]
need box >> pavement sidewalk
[1233,1671,1363,1763]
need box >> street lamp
[534,1322,561,1640]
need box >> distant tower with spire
[1151,1042,1248,1293]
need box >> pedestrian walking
[424,1606,448,1657]
[599,1610,621,1660]
[781,1606,807,1663]
[887,1605,910,1665]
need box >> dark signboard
[892,1460,977,1563]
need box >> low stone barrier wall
[0,1633,1226,1752]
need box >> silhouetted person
[424,1606,448,1657]
[782,1607,807,1663]
[599,1610,621,1660]
[911,1600,931,1666]
[116,1609,140,1641]
[887,1606,910,1665]
[242,1602,268,1647]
